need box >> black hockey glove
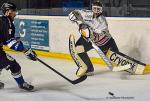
[79,23,92,39]
[24,48,37,61]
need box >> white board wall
[16,15,150,63]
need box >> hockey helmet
[92,1,103,14]
[1,2,17,14]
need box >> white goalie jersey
[70,9,112,46]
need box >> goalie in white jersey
[69,1,119,76]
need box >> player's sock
[12,72,25,85]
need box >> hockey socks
[12,72,25,85]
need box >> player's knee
[9,60,21,74]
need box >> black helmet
[1,2,17,14]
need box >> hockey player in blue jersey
[0,2,37,91]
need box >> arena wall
[13,15,150,64]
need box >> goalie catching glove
[69,10,83,23]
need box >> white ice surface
[1,53,150,101]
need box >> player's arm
[6,37,37,61]
[69,10,94,38]
[6,37,25,51]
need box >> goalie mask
[92,1,103,15]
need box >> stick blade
[71,75,87,84]
[112,64,131,72]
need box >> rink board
[4,46,150,73]
[3,16,150,73]
[13,15,150,64]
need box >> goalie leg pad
[76,45,85,53]
[69,34,87,77]
[106,50,145,74]
[134,64,145,75]
[78,53,94,73]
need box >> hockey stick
[88,38,113,70]
[88,39,131,71]
[37,58,87,84]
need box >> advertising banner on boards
[14,19,49,51]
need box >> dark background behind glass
[0,0,150,17]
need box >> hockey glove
[24,48,37,61]
[69,10,83,22]
[6,37,25,51]
[79,24,92,39]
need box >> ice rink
[1,52,150,101]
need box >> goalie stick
[37,58,87,84]
[88,38,131,71]
[88,38,113,70]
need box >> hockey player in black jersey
[0,2,37,91]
